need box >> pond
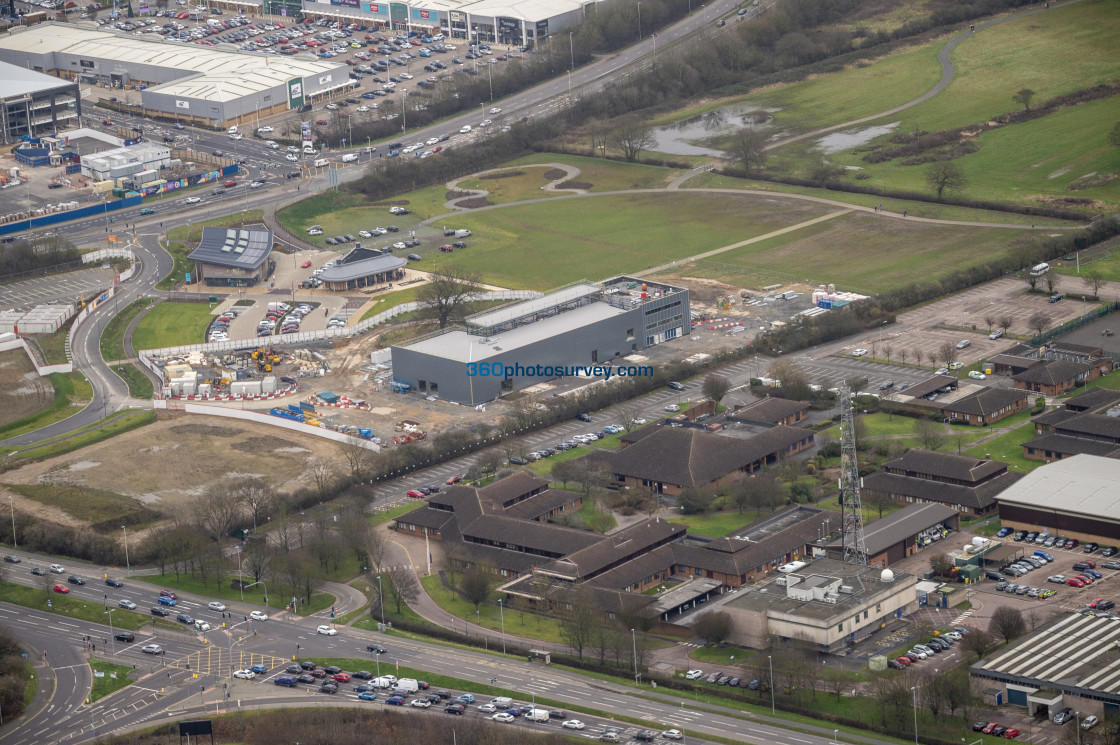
[650,104,775,156]
[814,122,899,154]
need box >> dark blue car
[386,695,405,706]
[274,676,297,687]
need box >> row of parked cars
[684,669,771,689]
[972,721,1022,738]
[889,628,969,669]
[209,308,241,343]
[999,527,1119,556]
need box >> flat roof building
[0,24,350,126]
[814,502,960,566]
[0,59,80,143]
[995,454,1120,545]
[318,247,406,292]
[391,277,689,405]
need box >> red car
[439,245,453,252]
[1090,597,1105,608]
[446,475,462,485]
[309,669,327,678]
[1068,578,1085,587]
[982,723,1000,735]
[159,589,177,599]
[332,672,351,682]
[1003,729,1021,739]
[301,260,312,268]
[894,656,911,667]
[406,489,425,499]
[1077,575,1094,585]
[316,120,329,125]
[223,180,237,187]
[53,584,69,593]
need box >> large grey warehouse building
[994,454,1120,545]
[0,24,350,127]
[391,277,689,405]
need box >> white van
[313,158,329,168]
[395,678,420,693]
[265,140,279,149]
[492,697,513,709]
[227,125,238,134]
[525,708,550,723]
[453,229,472,238]
[341,153,358,163]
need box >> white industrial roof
[467,283,599,329]
[312,0,586,22]
[995,454,1120,518]
[0,23,347,100]
[0,59,73,99]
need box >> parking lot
[837,278,1094,368]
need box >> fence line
[0,336,72,375]
[1028,301,1120,347]
[153,400,379,451]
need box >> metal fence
[1028,301,1120,347]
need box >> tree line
[0,234,81,279]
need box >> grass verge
[2,483,160,529]
[34,316,77,366]
[131,302,218,351]
[0,581,147,629]
[89,658,134,702]
[0,411,155,463]
[0,371,92,441]
[419,575,568,644]
[963,421,1042,474]
[368,501,425,527]
[100,298,156,362]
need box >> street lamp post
[376,574,386,628]
[7,496,15,549]
[768,655,775,714]
[911,686,919,745]
[498,598,506,654]
[236,546,244,602]
[105,608,116,656]
[631,628,639,684]
[637,1,642,41]
[121,525,129,570]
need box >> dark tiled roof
[543,518,685,579]
[730,397,810,424]
[1063,388,1120,412]
[941,387,1030,417]
[619,424,661,446]
[606,426,812,487]
[987,354,1041,370]
[1052,413,1120,441]
[501,488,583,521]
[461,515,601,557]
[884,449,1007,484]
[458,542,549,576]
[428,486,484,524]
[1023,432,1120,457]
[187,226,273,270]
[1032,408,1081,428]
[820,503,960,554]
[861,470,1020,510]
[900,376,958,399]
[1013,360,1092,385]
[587,544,677,591]
[394,506,457,531]
[1047,341,1103,356]
[478,471,550,509]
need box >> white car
[316,625,337,636]
[257,126,274,133]
[118,599,137,610]
[50,564,65,573]
[426,137,439,146]
[286,153,299,161]
[968,371,987,380]
[492,712,515,723]
[249,181,265,188]
[359,230,372,238]
[662,731,684,741]
[399,72,413,79]
[633,418,647,426]
[1082,716,1099,730]
[685,670,704,680]
[479,118,492,127]
[307,228,323,236]
[459,125,471,134]
[208,601,226,611]
[286,145,300,152]
[665,404,680,412]
[233,669,256,680]
[186,196,201,204]
[411,698,431,708]
[489,107,501,114]
[229,133,243,140]
[562,720,585,730]
[357,106,370,112]
[477,703,497,713]
[249,610,268,621]
[851,349,868,357]
[392,241,407,250]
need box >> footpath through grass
[131,302,217,351]
[0,581,148,630]
[89,658,134,702]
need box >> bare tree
[558,586,600,660]
[416,268,485,329]
[1083,270,1105,299]
[1012,88,1036,111]
[925,162,969,200]
[983,314,996,334]
[914,418,947,451]
[588,118,611,157]
[989,606,1027,645]
[242,542,273,584]
[883,344,892,364]
[459,565,493,611]
[230,477,274,532]
[694,610,734,646]
[307,459,336,499]
[386,565,420,614]
[366,527,389,574]
[728,127,767,173]
[768,359,812,401]
[999,315,1014,335]
[1044,272,1059,295]
[961,629,998,660]
[1028,312,1051,338]
[611,121,656,162]
[194,485,241,546]
[937,341,959,368]
[617,403,642,432]
[702,373,732,404]
[898,348,908,366]
[338,440,376,482]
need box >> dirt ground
[0,415,347,512]
[0,350,55,428]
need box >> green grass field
[683,210,1031,295]
[2,484,159,530]
[421,192,832,290]
[525,446,589,476]
[668,510,765,539]
[886,0,1120,133]
[509,153,682,192]
[276,186,443,249]
[89,658,134,702]
[358,286,425,322]
[34,316,75,366]
[457,168,556,204]
[131,302,218,351]
[963,421,1041,473]
[420,574,569,644]
[688,645,756,666]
